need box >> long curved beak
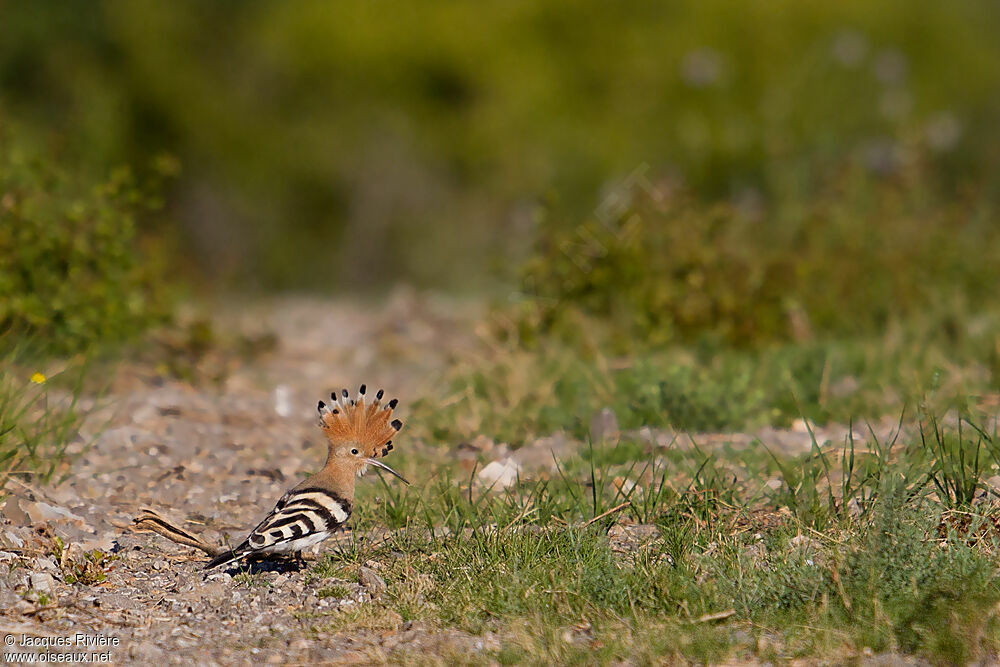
[364,458,410,485]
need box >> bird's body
[205,385,406,569]
[203,482,351,568]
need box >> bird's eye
[350,448,359,455]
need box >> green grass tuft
[0,346,90,494]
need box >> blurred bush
[0,142,173,353]
[1,0,997,289]
[515,156,1000,348]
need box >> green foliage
[415,328,996,446]
[620,359,765,432]
[0,143,173,353]
[724,498,1000,662]
[842,495,999,660]
[517,173,1000,348]
[1,1,998,288]
[415,345,765,446]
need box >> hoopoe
[204,384,408,569]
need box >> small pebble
[358,566,387,594]
[30,572,56,596]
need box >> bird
[205,384,408,569]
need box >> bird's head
[317,385,409,484]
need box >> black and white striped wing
[246,486,351,552]
[206,487,351,568]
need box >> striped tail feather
[132,507,225,558]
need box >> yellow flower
[30,372,47,385]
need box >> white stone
[26,501,83,523]
[273,385,292,417]
[477,458,521,490]
[30,572,56,596]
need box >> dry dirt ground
[0,295,917,665]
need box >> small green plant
[233,571,269,588]
[621,453,673,524]
[920,413,998,508]
[52,537,115,586]
[842,492,1000,661]
[0,350,88,493]
[317,584,352,599]
[657,508,695,568]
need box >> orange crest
[317,385,402,459]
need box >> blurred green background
[2,0,1000,350]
